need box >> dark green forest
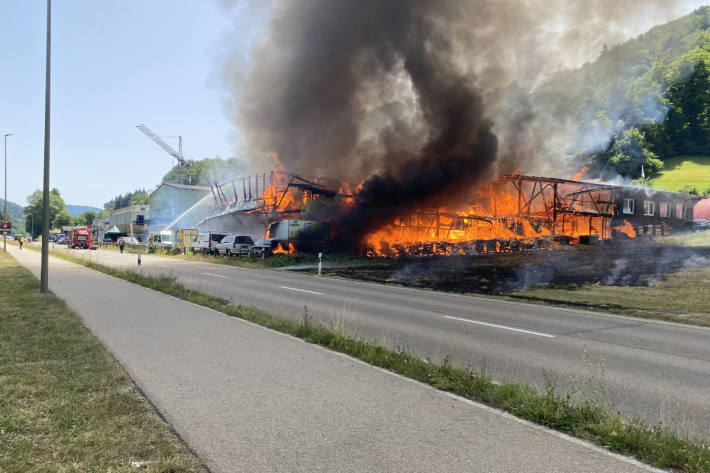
[556,6,710,180]
[102,189,149,211]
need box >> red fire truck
[67,229,96,249]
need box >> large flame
[612,219,637,238]
[358,176,617,256]
[255,166,634,257]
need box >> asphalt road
[7,244,664,472]
[59,246,710,437]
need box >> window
[643,200,655,216]
[659,202,670,218]
[623,198,635,214]
[676,204,686,219]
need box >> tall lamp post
[3,133,12,252]
[40,0,51,293]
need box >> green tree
[594,128,664,178]
[55,211,72,228]
[129,192,149,205]
[646,59,710,156]
[104,189,149,211]
[24,188,69,238]
[79,210,97,226]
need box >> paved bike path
[8,245,663,472]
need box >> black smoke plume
[229,0,707,248]
[236,0,499,248]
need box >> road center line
[442,315,556,338]
[279,286,324,295]
[202,272,227,279]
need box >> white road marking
[279,285,324,295]
[443,315,556,338]
[202,272,227,279]
[145,299,659,473]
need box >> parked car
[216,235,254,257]
[56,234,67,244]
[249,238,278,258]
[692,219,710,231]
[192,232,228,255]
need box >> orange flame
[254,165,625,257]
[571,166,588,181]
[360,178,615,256]
[272,242,296,255]
[612,219,636,238]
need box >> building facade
[107,204,149,239]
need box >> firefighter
[19,234,24,250]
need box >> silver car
[216,235,255,257]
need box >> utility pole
[40,0,51,293]
[3,133,12,252]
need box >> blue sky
[0,0,267,208]
[1,1,707,209]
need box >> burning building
[217,0,710,258]
[356,175,700,256]
[160,164,699,257]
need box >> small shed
[104,225,121,241]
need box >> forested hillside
[103,189,149,211]
[66,204,102,217]
[536,6,710,182]
[0,199,25,234]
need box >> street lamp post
[3,133,12,252]
[40,0,51,292]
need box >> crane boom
[136,123,190,167]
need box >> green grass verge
[0,251,205,473]
[651,155,710,193]
[508,266,710,327]
[510,233,710,326]
[41,247,710,472]
[657,231,710,248]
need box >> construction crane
[136,123,191,168]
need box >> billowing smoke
[226,0,708,247]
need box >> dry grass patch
[511,266,710,326]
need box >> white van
[192,232,228,255]
[149,231,174,250]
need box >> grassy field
[510,233,710,326]
[510,266,710,325]
[650,155,710,193]
[659,231,710,247]
[41,245,710,472]
[0,251,205,473]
